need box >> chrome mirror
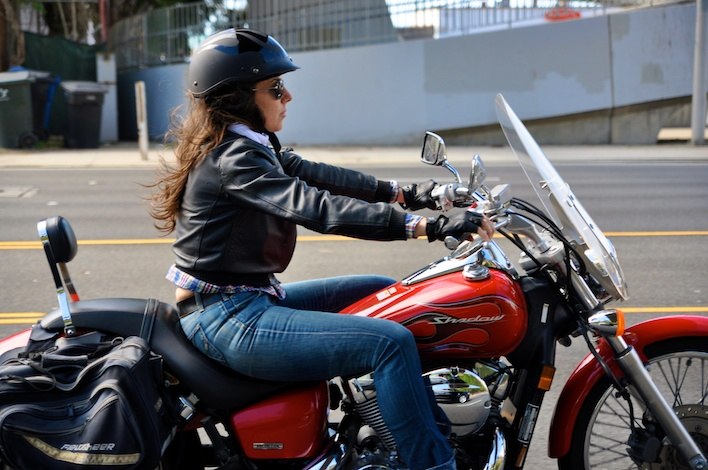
[468,155,487,193]
[421,131,447,166]
[421,131,463,183]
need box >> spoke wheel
[559,337,708,470]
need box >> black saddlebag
[0,334,174,469]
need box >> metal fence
[110,4,235,72]
[109,0,667,72]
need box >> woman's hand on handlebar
[477,215,495,241]
[415,210,495,243]
[398,180,439,211]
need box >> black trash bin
[61,81,108,149]
[0,71,38,149]
[27,70,58,141]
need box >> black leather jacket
[173,133,408,287]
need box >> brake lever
[444,235,464,250]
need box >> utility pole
[691,0,707,145]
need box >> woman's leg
[283,276,452,438]
[279,274,395,312]
[181,278,455,469]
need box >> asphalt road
[0,159,707,468]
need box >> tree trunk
[0,0,25,69]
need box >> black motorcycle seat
[37,298,294,411]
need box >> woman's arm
[279,149,395,203]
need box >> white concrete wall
[117,2,704,144]
[282,39,427,145]
[609,4,698,106]
[276,2,700,145]
[421,15,613,128]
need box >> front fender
[548,315,708,459]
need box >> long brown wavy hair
[150,83,264,234]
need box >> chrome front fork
[606,335,707,470]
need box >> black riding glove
[426,211,485,243]
[401,179,438,211]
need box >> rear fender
[0,329,31,356]
[548,315,708,459]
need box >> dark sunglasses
[252,79,286,100]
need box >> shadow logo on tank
[400,296,517,351]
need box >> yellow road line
[1,231,707,250]
[605,231,708,237]
[0,313,45,325]
[0,239,174,249]
[621,307,708,314]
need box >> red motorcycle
[0,94,705,470]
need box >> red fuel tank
[341,269,527,359]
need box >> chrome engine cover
[345,362,508,448]
[425,366,493,437]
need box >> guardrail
[109,0,672,72]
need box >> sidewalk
[0,141,706,169]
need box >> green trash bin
[0,71,38,149]
[61,81,108,149]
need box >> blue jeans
[180,275,455,470]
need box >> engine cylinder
[349,377,397,450]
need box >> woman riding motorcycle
[150,28,493,470]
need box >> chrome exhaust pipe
[483,427,507,470]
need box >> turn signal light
[587,308,625,337]
[615,308,625,337]
[537,365,556,391]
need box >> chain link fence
[109,0,671,72]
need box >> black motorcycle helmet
[188,28,299,98]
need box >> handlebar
[431,182,475,211]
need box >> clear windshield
[495,94,629,301]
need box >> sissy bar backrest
[37,216,79,336]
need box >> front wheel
[559,337,707,470]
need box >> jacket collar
[228,123,270,147]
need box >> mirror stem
[443,161,463,184]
